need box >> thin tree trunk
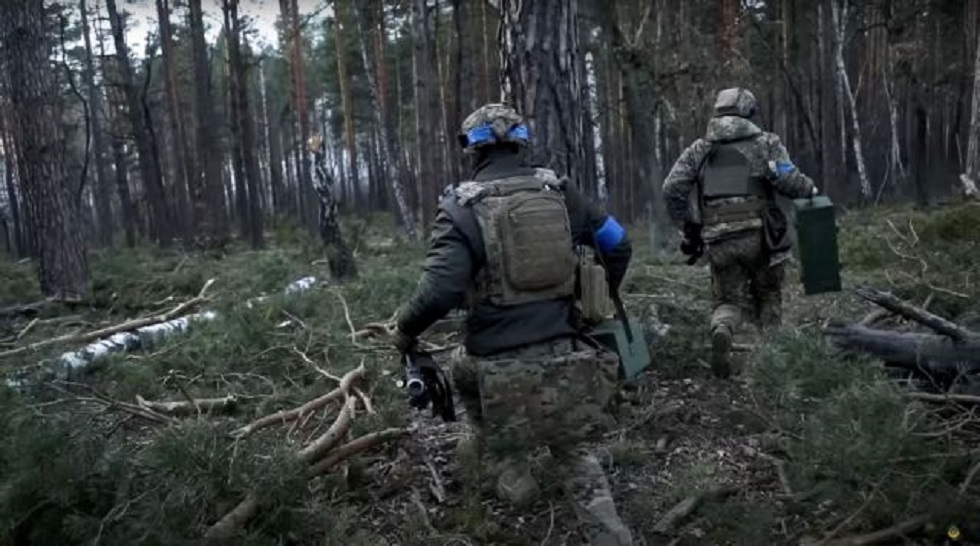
[260,61,286,216]
[0,109,26,257]
[412,0,441,228]
[105,0,174,245]
[222,0,250,245]
[188,0,229,244]
[352,0,417,239]
[156,0,195,244]
[830,0,870,200]
[310,135,356,279]
[80,0,113,247]
[335,0,360,213]
[1,0,90,299]
[962,20,980,199]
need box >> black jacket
[396,149,632,356]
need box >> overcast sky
[118,0,321,55]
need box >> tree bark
[824,323,980,373]
[0,109,26,257]
[0,0,90,299]
[412,0,442,228]
[352,1,417,239]
[79,0,114,247]
[155,0,195,244]
[499,0,590,191]
[105,0,174,246]
[188,0,229,244]
[310,136,356,280]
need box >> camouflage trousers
[450,338,633,545]
[706,229,784,334]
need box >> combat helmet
[713,87,757,118]
[458,103,530,152]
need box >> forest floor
[0,203,979,546]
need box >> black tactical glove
[680,223,704,265]
[390,327,417,354]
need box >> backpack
[455,169,576,307]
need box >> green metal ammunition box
[589,317,651,383]
[793,195,842,295]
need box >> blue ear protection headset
[458,123,530,149]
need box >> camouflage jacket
[396,149,632,357]
[663,116,816,242]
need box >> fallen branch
[906,392,980,405]
[0,279,215,360]
[854,286,977,342]
[135,394,239,416]
[819,515,930,546]
[653,486,736,534]
[306,428,408,477]
[206,427,407,540]
[296,394,356,464]
[230,361,365,439]
[0,298,57,318]
[203,492,260,540]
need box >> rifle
[400,349,456,422]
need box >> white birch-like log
[6,277,318,389]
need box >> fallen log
[135,394,239,416]
[823,323,980,372]
[0,279,215,360]
[4,276,320,389]
[854,286,977,342]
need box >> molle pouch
[476,348,618,454]
[575,247,615,326]
[761,199,791,254]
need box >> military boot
[710,324,733,378]
[495,459,540,508]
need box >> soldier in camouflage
[392,103,635,545]
[663,88,818,378]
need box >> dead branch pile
[205,360,407,540]
[823,286,980,394]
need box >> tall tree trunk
[830,0,871,201]
[105,0,174,245]
[188,0,228,244]
[335,0,360,213]
[351,1,417,239]
[156,0,195,244]
[228,1,264,247]
[281,0,316,233]
[79,0,113,247]
[599,5,668,241]
[412,0,441,228]
[1,0,90,299]
[962,21,980,199]
[222,0,249,243]
[261,61,286,216]
[499,0,587,186]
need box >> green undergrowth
[838,202,980,322]
[0,219,428,544]
[741,331,979,542]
